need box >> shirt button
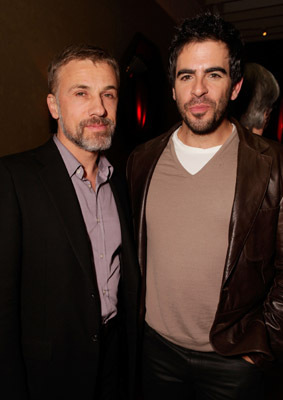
[100,254,104,259]
[91,334,99,342]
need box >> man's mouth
[185,98,215,115]
[85,123,107,131]
[80,116,113,131]
[189,104,210,114]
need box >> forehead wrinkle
[56,60,118,93]
[177,41,230,74]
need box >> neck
[251,127,263,136]
[178,119,233,149]
[56,132,99,187]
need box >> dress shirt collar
[53,134,113,183]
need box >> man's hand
[242,355,255,364]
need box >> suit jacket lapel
[33,139,94,282]
[222,123,272,286]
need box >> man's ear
[47,94,59,119]
[230,78,243,101]
[263,109,271,129]
[172,87,176,101]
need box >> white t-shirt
[172,126,235,175]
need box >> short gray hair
[48,44,120,94]
[238,63,280,130]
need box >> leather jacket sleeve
[264,195,283,358]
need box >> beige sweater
[145,129,239,351]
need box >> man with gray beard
[0,44,140,400]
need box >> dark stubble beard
[57,105,115,152]
[177,91,231,135]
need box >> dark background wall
[0,0,177,157]
[0,0,282,159]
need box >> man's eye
[75,92,86,96]
[209,73,221,79]
[103,93,115,99]
[180,75,191,81]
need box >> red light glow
[136,96,146,128]
[277,98,283,142]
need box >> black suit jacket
[0,139,140,399]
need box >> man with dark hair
[0,44,140,400]
[232,62,280,135]
[127,13,283,400]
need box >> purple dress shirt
[54,135,121,323]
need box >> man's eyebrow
[176,67,228,78]
[68,84,118,92]
[205,67,227,75]
[68,84,89,92]
[102,85,118,91]
[176,69,195,78]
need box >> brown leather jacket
[127,119,283,367]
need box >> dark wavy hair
[168,12,244,88]
[48,44,120,94]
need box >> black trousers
[142,323,264,400]
[96,317,121,400]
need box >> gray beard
[60,117,115,152]
[57,101,115,152]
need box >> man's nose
[88,95,107,117]
[191,77,208,97]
